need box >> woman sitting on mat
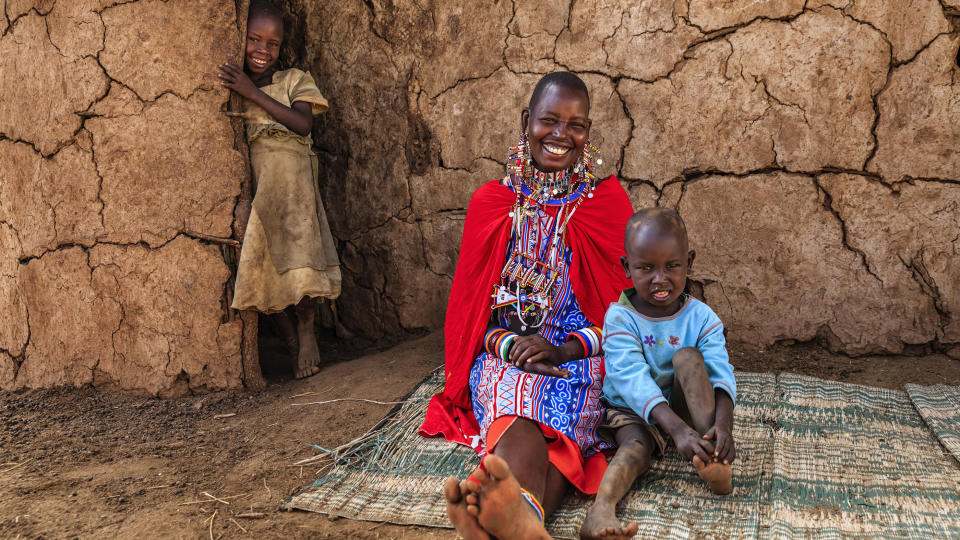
[418,72,633,538]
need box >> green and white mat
[284,371,960,539]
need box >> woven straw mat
[284,370,960,539]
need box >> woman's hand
[218,63,258,99]
[508,334,570,378]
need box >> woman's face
[521,84,591,173]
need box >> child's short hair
[625,208,688,249]
[249,0,283,23]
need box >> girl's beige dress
[231,68,341,312]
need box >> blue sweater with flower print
[601,289,736,424]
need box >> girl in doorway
[219,0,340,378]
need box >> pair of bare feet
[578,457,732,540]
[445,454,551,540]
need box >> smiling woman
[418,72,634,539]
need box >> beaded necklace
[491,134,601,331]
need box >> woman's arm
[218,63,313,136]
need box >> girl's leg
[294,297,321,379]
[272,308,298,356]
[580,424,651,540]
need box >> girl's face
[521,84,592,173]
[245,14,282,75]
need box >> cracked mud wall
[1,0,247,395]
[2,0,958,396]
[293,0,960,357]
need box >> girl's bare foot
[465,454,551,540]
[444,476,490,540]
[692,455,732,494]
[580,501,638,540]
[294,303,321,379]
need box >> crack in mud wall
[2,0,959,396]
[0,0,248,394]
[294,0,959,356]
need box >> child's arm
[218,63,313,136]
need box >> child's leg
[670,347,732,494]
[272,308,298,354]
[293,297,321,379]
[669,347,715,434]
[580,424,652,540]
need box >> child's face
[621,225,695,317]
[245,14,282,75]
[521,84,592,173]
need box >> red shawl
[418,175,634,447]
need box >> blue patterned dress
[469,185,611,458]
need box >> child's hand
[674,426,715,464]
[703,424,736,464]
[218,63,257,99]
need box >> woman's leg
[491,418,549,502]
[294,297,321,378]
[461,453,551,540]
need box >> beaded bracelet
[484,328,518,361]
[569,325,602,357]
[519,487,545,524]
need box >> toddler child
[218,0,340,379]
[580,208,736,540]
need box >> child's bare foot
[294,310,321,379]
[444,476,490,540]
[692,455,732,494]
[580,501,638,540]
[465,454,551,540]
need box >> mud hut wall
[2,1,959,397]
[299,0,960,357]
[0,1,248,395]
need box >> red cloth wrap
[418,175,634,450]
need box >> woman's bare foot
[464,454,551,540]
[294,303,321,379]
[580,501,638,540]
[692,455,732,494]
[444,476,490,540]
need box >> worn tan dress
[231,68,341,312]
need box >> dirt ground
[2,332,958,539]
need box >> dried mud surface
[2,333,958,538]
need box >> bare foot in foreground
[580,501,638,540]
[294,314,321,379]
[692,455,732,494]
[444,476,490,540]
[463,454,551,540]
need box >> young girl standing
[219,0,340,379]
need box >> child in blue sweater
[580,208,736,540]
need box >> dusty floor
[1,332,958,539]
